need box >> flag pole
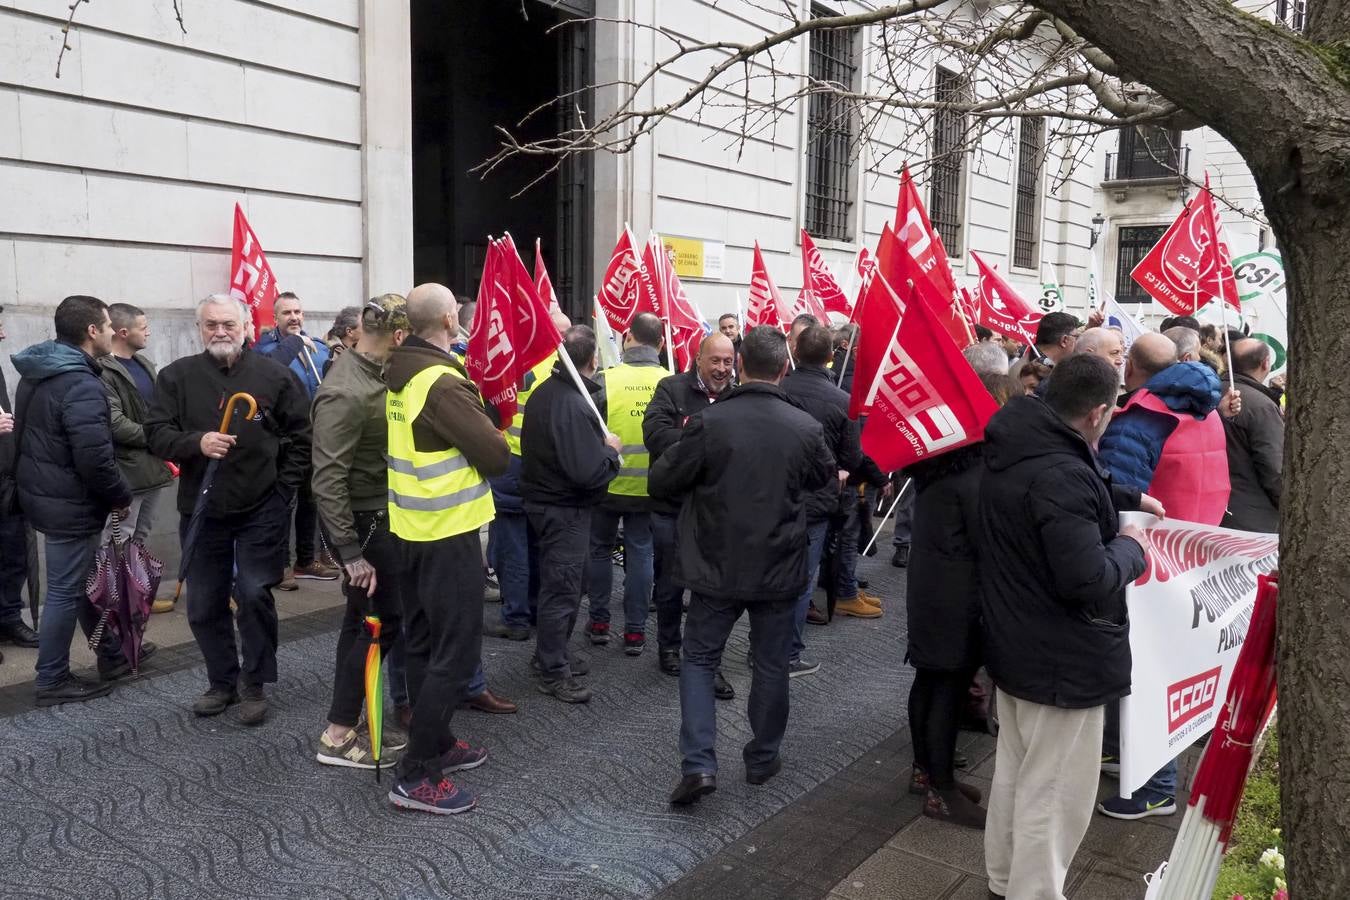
[1216,277,1237,393]
[662,310,676,375]
[835,328,856,388]
[299,346,323,385]
[735,290,745,335]
[861,478,911,558]
[554,339,609,435]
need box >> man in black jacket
[651,327,835,806]
[782,325,872,678]
[521,325,621,704]
[977,353,1151,900]
[13,296,133,705]
[0,305,40,657]
[642,331,736,699]
[1221,339,1283,533]
[147,295,312,725]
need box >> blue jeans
[35,532,119,688]
[1103,701,1178,797]
[791,521,829,661]
[833,495,861,601]
[651,512,685,651]
[487,511,537,630]
[587,508,654,634]
[679,593,795,775]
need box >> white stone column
[360,0,414,297]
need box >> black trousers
[908,666,977,787]
[396,529,485,782]
[326,510,404,728]
[283,478,319,567]
[524,502,590,680]
[182,491,287,691]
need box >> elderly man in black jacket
[978,354,1152,900]
[642,331,736,697]
[651,327,835,806]
[521,325,622,704]
[1221,339,1283,533]
[13,296,134,706]
[147,295,312,725]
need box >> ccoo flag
[746,242,791,332]
[860,283,999,472]
[229,204,279,339]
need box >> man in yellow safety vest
[382,283,509,815]
[584,312,667,655]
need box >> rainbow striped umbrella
[364,615,384,781]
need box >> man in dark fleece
[147,294,312,726]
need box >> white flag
[1104,294,1148,353]
[1039,262,1065,314]
[593,296,622,369]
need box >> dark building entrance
[411,0,593,317]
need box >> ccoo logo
[1166,666,1222,733]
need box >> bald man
[383,282,511,814]
[1221,339,1282,533]
[1073,327,1125,371]
[642,332,737,698]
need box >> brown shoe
[292,561,339,581]
[806,605,828,626]
[858,590,883,609]
[835,597,883,618]
[460,688,518,715]
[276,570,299,592]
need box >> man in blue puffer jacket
[13,296,136,707]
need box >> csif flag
[799,230,852,316]
[971,252,1043,346]
[597,228,644,331]
[1130,173,1242,315]
[229,203,279,339]
[860,281,999,472]
[467,235,562,424]
[746,242,791,332]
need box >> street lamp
[1089,212,1106,248]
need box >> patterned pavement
[0,549,914,900]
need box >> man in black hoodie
[651,327,835,806]
[977,353,1151,900]
[521,326,621,705]
[147,295,312,725]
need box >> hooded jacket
[520,359,620,506]
[977,395,1147,709]
[782,364,861,522]
[13,340,132,536]
[146,348,313,517]
[1098,361,1228,525]
[100,353,174,494]
[649,382,836,603]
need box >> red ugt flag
[229,204,278,339]
[971,252,1042,346]
[597,228,644,331]
[467,236,562,423]
[799,230,851,316]
[534,238,563,315]
[641,235,706,372]
[1131,173,1242,315]
[860,283,999,472]
[746,242,791,332]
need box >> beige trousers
[985,689,1104,900]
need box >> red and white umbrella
[1149,571,1280,900]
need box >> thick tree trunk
[1264,186,1350,898]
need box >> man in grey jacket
[1221,339,1283,533]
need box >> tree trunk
[1264,184,1350,898]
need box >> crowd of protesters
[0,286,1283,899]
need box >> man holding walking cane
[255,291,338,586]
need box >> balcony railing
[1105,145,1189,183]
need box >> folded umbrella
[86,511,164,671]
[364,615,384,782]
[173,392,258,601]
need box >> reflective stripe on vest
[505,355,556,456]
[386,363,495,541]
[604,363,665,497]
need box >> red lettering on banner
[1135,526,1279,585]
[1166,666,1222,733]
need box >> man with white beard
[147,295,312,725]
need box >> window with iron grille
[1115,225,1168,303]
[1012,118,1045,269]
[1115,126,1182,180]
[930,67,968,255]
[804,8,859,241]
[1276,0,1308,31]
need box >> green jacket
[100,353,173,493]
[311,348,389,563]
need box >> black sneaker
[788,658,820,678]
[624,632,645,657]
[0,618,39,648]
[891,545,910,568]
[485,622,530,641]
[192,686,239,716]
[530,654,590,678]
[537,676,591,704]
[658,648,681,676]
[98,641,158,681]
[36,673,114,708]
[714,670,735,701]
[389,776,476,815]
[237,683,268,726]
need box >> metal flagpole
[554,339,609,435]
[861,479,911,558]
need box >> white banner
[1119,514,1279,795]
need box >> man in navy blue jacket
[14,296,135,707]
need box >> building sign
[660,234,725,280]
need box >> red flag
[800,230,851,316]
[598,229,643,331]
[467,236,562,423]
[228,203,278,339]
[534,238,562,315]
[860,283,999,471]
[1130,175,1242,314]
[893,167,973,345]
[853,247,878,316]
[746,242,791,332]
[649,236,706,372]
[971,252,1042,346]
[848,225,907,419]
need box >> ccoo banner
[1118,514,1279,796]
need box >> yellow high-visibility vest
[604,363,665,497]
[386,363,495,541]
[505,355,556,457]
